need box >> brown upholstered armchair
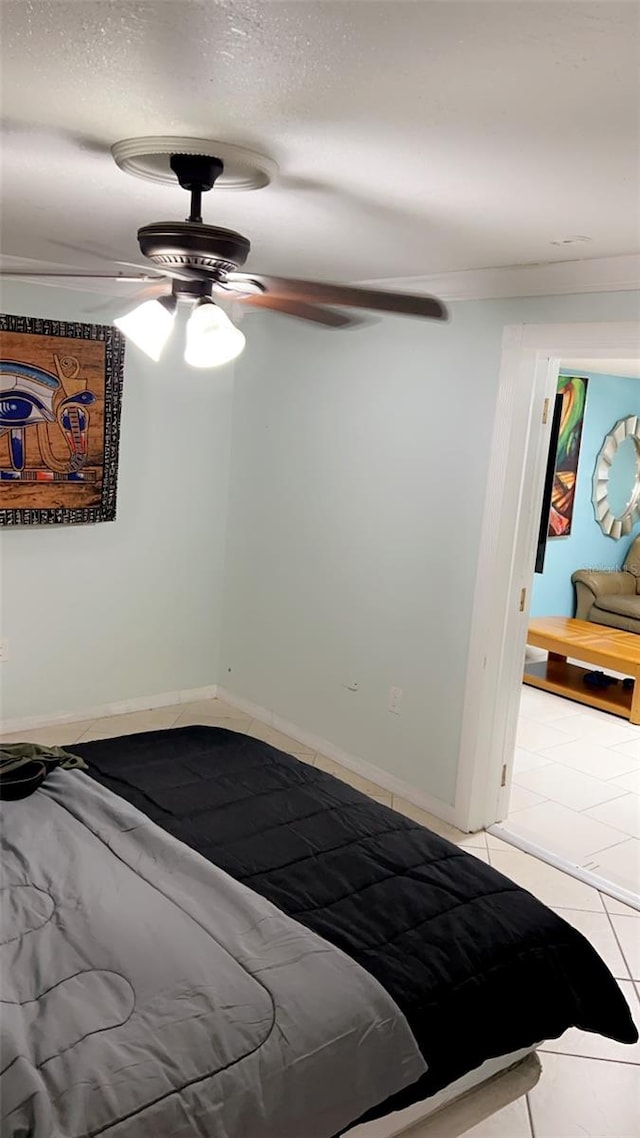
[572,536,640,634]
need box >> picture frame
[0,313,125,526]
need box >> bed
[2,724,637,1137]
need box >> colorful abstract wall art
[548,374,589,538]
[0,314,125,525]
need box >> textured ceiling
[562,358,640,379]
[1,0,639,283]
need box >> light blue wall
[0,282,233,722]
[222,291,640,808]
[3,279,640,814]
[531,370,640,617]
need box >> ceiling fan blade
[48,240,165,277]
[0,271,156,281]
[83,281,170,314]
[229,275,447,321]
[238,293,361,328]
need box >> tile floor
[507,683,640,898]
[3,699,640,1137]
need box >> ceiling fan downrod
[169,153,224,223]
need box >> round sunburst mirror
[592,415,640,539]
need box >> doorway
[454,321,640,908]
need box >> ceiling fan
[3,151,448,368]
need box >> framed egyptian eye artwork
[0,314,125,526]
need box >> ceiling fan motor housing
[137,222,251,276]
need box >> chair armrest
[571,570,636,598]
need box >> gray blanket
[0,770,425,1138]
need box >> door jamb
[454,321,640,833]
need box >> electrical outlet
[0,638,9,662]
[388,685,403,714]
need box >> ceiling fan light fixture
[184,299,246,369]
[114,295,177,361]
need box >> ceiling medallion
[111,137,277,191]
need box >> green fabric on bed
[0,743,88,773]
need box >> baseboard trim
[214,688,277,727]
[216,686,458,825]
[489,824,640,912]
[5,681,459,828]
[0,684,219,736]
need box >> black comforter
[74,725,637,1124]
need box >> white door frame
[455,320,640,834]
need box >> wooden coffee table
[524,616,640,724]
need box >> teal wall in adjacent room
[531,370,640,618]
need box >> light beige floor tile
[527,1051,640,1137]
[552,908,629,979]
[502,801,630,862]
[559,704,624,728]
[613,736,640,762]
[519,686,585,725]
[588,841,640,897]
[514,764,629,813]
[486,833,521,851]
[0,722,97,747]
[209,699,255,720]
[585,795,640,841]
[508,784,548,813]
[173,708,251,731]
[77,707,182,740]
[610,916,640,980]
[465,848,491,864]
[180,698,250,720]
[488,846,605,911]
[540,980,640,1065]
[614,769,640,795]
[457,831,489,851]
[601,893,640,918]
[513,747,554,775]
[540,738,640,781]
[553,713,640,748]
[152,703,185,720]
[517,716,580,753]
[247,721,314,755]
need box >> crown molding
[363,254,640,302]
